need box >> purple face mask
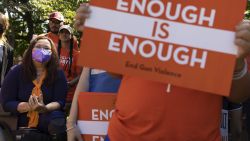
[32,48,52,63]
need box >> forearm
[228,72,250,103]
[67,68,90,126]
[3,101,20,114]
[45,102,61,112]
[67,95,79,127]
[228,58,250,102]
[68,86,83,124]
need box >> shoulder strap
[68,38,74,76]
[1,44,8,85]
[57,40,62,58]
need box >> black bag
[0,121,15,141]
[18,129,67,141]
[19,130,52,141]
[48,118,67,141]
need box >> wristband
[233,60,248,80]
[66,124,76,132]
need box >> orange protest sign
[79,0,246,96]
[77,92,116,141]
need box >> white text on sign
[92,136,105,141]
[92,109,115,121]
[105,0,215,69]
[117,0,216,27]
[109,33,208,69]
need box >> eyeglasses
[49,20,62,25]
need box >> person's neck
[35,65,46,80]
[61,40,70,49]
[37,67,45,73]
[50,31,58,36]
[35,63,45,73]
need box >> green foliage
[245,1,250,19]
[30,0,78,25]
[0,0,80,58]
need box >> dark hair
[57,36,78,76]
[58,38,73,76]
[22,36,59,85]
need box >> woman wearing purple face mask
[32,47,52,63]
[1,36,68,141]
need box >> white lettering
[99,110,109,120]
[108,34,122,52]
[157,43,173,61]
[147,1,164,17]
[92,136,105,141]
[130,0,146,14]
[116,0,129,11]
[182,6,198,24]
[117,1,216,27]
[122,36,138,55]
[173,47,189,65]
[199,8,216,27]
[165,2,181,20]
[190,49,207,69]
[92,109,99,120]
[108,34,208,69]
[91,109,115,120]
[139,40,156,58]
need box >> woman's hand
[28,95,47,113]
[228,20,250,103]
[67,123,83,141]
[235,20,250,59]
[74,3,91,32]
[234,20,250,71]
[17,102,31,113]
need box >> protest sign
[77,92,116,141]
[79,0,246,96]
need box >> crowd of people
[0,2,249,141]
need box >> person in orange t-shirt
[46,12,79,51]
[72,3,250,141]
[58,25,82,103]
[47,11,65,47]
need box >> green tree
[0,0,80,59]
[245,1,250,19]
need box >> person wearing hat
[67,3,250,141]
[46,12,79,51]
[47,11,65,47]
[58,25,82,106]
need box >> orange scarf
[27,71,46,128]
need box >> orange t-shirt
[108,76,222,141]
[59,46,81,102]
[47,32,59,47]
[47,32,79,51]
